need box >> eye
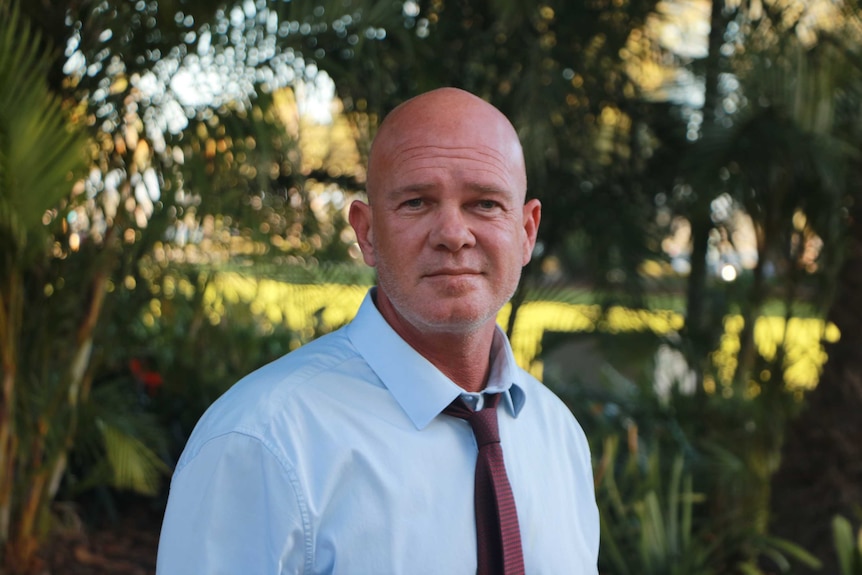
[402,198,424,209]
[476,199,501,210]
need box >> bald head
[347,86,542,354]
[366,88,527,203]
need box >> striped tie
[444,393,525,575]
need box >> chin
[379,282,504,335]
[414,307,497,334]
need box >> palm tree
[0,2,91,570]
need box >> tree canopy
[2,0,862,572]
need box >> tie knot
[444,393,501,447]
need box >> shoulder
[512,369,596,495]
[175,327,371,471]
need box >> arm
[156,432,308,574]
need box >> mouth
[424,269,481,277]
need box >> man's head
[349,88,541,339]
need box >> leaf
[774,540,823,569]
[737,561,765,575]
[760,534,823,570]
[99,420,169,496]
[834,515,856,575]
[638,491,667,569]
[667,454,683,555]
[0,1,89,261]
[598,507,632,575]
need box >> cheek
[382,222,425,250]
[488,224,529,264]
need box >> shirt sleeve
[156,432,308,575]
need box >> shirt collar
[346,289,526,430]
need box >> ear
[521,198,541,266]
[348,199,377,267]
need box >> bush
[545,331,820,574]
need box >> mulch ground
[36,501,161,575]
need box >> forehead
[369,105,526,198]
[386,142,517,191]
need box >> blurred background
[1,0,861,572]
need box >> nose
[430,206,475,252]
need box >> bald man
[157,88,599,574]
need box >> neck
[375,292,496,393]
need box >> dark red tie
[444,393,525,575]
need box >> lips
[424,268,481,277]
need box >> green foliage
[67,379,169,497]
[596,436,715,575]
[833,516,862,575]
[0,2,95,570]
[270,0,667,301]
[1,0,859,571]
[546,333,821,574]
[0,1,89,260]
[93,263,303,461]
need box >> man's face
[350,91,541,336]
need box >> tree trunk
[684,0,726,359]
[770,201,862,573]
[14,272,108,573]
[0,267,22,544]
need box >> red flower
[129,358,163,394]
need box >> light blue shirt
[157,290,599,574]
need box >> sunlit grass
[198,273,839,391]
[711,314,840,392]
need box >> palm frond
[0,0,89,261]
[64,377,170,497]
[99,420,168,496]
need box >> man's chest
[288,419,596,574]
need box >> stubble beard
[374,257,521,336]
